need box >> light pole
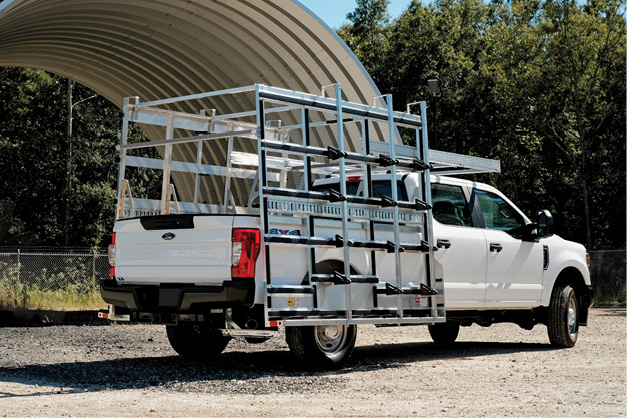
[427,78,441,150]
[64,80,97,246]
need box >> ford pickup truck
[99,84,592,368]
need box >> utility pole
[64,79,73,246]
[427,78,441,150]
[64,80,97,246]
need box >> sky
[299,0,413,29]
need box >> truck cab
[314,173,593,346]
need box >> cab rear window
[431,183,472,227]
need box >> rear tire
[286,325,357,369]
[428,322,460,345]
[547,283,579,348]
[166,324,231,360]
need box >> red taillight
[232,228,261,279]
[108,233,116,277]
[347,176,362,181]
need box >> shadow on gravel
[595,307,626,316]
[0,340,557,395]
[347,340,558,372]
[0,351,344,396]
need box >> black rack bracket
[328,188,346,202]
[377,154,398,167]
[411,158,431,171]
[326,145,346,160]
[333,271,352,285]
[385,282,404,295]
[414,199,432,211]
[334,234,345,248]
[420,283,438,295]
[379,195,397,207]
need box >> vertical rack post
[256,86,272,325]
[415,114,427,295]
[160,113,174,215]
[302,108,316,287]
[419,101,437,316]
[385,94,403,319]
[193,138,203,204]
[361,120,377,282]
[335,83,352,320]
[223,135,234,211]
[116,97,132,221]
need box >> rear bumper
[100,280,253,313]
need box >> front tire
[547,283,579,347]
[166,324,231,360]
[286,325,357,369]
[428,322,460,345]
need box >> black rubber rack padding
[375,282,438,296]
[266,286,315,294]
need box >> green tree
[532,0,626,248]
[0,68,119,247]
[339,0,391,87]
[0,68,67,245]
[339,0,626,248]
[0,68,176,248]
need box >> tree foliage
[339,0,391,87]
[0,68,152,248]
[340,0,626,249]
[0,0,624,250]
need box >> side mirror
[537,210,554,238]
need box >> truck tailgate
[113,215,235,285]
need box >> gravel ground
[0,308,624,417]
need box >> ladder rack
[115,83,501,327]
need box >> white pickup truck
[99,85,592,368]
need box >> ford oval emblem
[162,232,175,241]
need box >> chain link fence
[0,247,624,308]
[0,247,109,309]
[588,249,626,304]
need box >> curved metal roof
[0,0,386,202]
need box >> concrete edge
[0,309,105,327]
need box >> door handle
[490,243,503,253]
[437,239,451,249]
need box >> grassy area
[0,281,106,310]
[0,264,623,310]
[0,261,108,310]
[594,287,626,306]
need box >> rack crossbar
[119,129,256,150]
[258,86,423,129]
[136,85,256,107]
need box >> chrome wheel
[548,283,579,348]
[314,325,348,355]
[567,292,578,340]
